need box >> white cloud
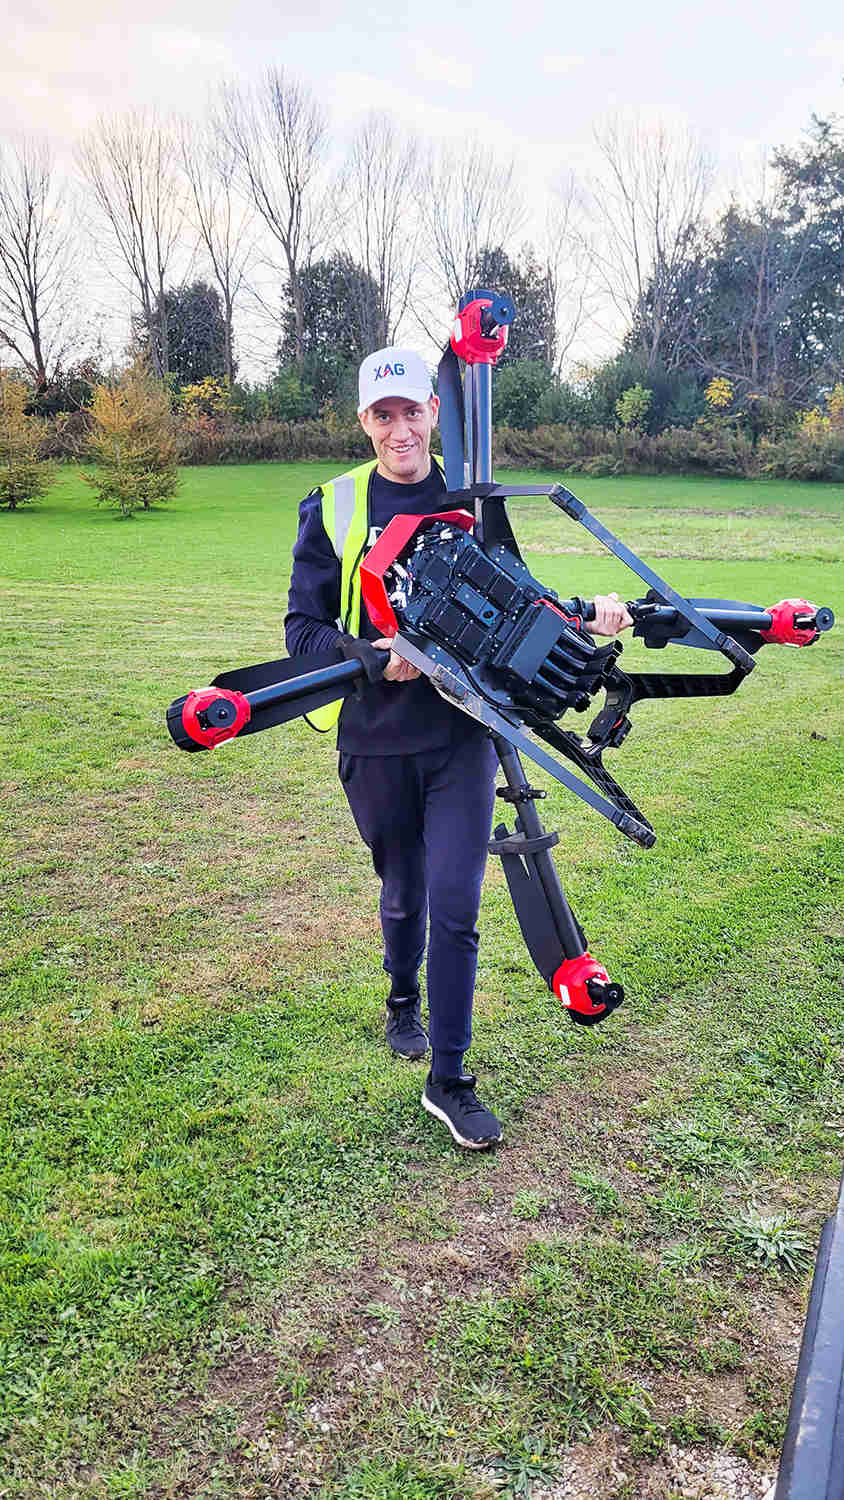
[413,43,474,91]
[542,54,584,75]
[807,35,844,60]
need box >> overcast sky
[6,0,841,167]
[3,0,842,372]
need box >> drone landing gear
[489,735,624,1026]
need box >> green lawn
[1,464,843,1499]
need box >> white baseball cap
[357,346,433,415]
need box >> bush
[39,409,92,460]
[176,417,370,466]
[616,384,653,430]
[757,429,844,481]
[0,372,54,509]
[492,360,558,429]
[493,420,758,477]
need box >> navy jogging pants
[338,734,498,1061]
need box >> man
[285,347,631,1150]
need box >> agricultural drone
[166,290,833,1026]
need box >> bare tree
[541,174,599,375]
[586,119,714,370]
[338,112,421,348]
[0,138,77,387]
[78,111,184,377]
[419,140,525,330]
[180,119,253,386]
[219,68,328,367]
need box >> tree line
[0,72,841,437]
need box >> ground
[1,464,842,1499]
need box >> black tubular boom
[240,659,364,711]
[492,735,586,956]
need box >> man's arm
[284,490,346,657]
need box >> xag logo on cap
[374,361,405,380]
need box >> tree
[219,68,328,367]
[78,112,184,378]
[83,362,180,517]
[0,369,53,509]
[542,175,597,375]
[141,280,229,385]
[180,119,253,387]
[339,112,421,348]
[772,114,844,388]
[419,141,525,331]
[587,120,713,372]
[278,252,381,407]
[0,138,77,387]
[471,245,556,365]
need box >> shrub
[83,363,180,517]
[616,383,653,430]
[492,360,559,429]
[757,428,844,481]
[0,371,54,510]
[176,417,370,466]
[39,408,92,460]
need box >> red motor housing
[553,952,623,1024]
[761,598,821,646]
[180,686,251,749]
[450,297,509,366]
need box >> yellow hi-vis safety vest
[305,454,446,732]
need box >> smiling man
[285,345,631,1150]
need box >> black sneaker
[385,993,429,1061]
[422,1072,501,1149]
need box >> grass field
[1,463,843,1499]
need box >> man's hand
[372,636,421,682]
[587,593,633,637]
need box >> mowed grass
[1,464,843,1498]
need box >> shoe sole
[421,1092,501,1150]
[391,1046,428,1062]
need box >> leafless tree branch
[218,68,328,366]
[586,119,714,370]
[180,116,255,385]
[337,111,422,349]
[78,111,184,376]
[0,137,78,385]
[417,139,526,340]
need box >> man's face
[359,395,440,484]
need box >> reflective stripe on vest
[305,459,377,731]
[305,455,446,733]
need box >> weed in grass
[570,1167,621,1215]
[645,1180,717,1231]
[726,1207,813,1274]
[510,1190,548,1221]
[651,1116,750,1176]
[326,1455,476,1499]
[661,1239,709,1273]
[732,1373,788,1460]
[364,1300,402,1330]
[488,1433,558,1497]
[670,1410,726,1446]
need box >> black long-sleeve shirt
[285,463,488,756]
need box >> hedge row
[493,423,844,481]
[41,414,844,481]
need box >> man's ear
[429,395,440,427]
